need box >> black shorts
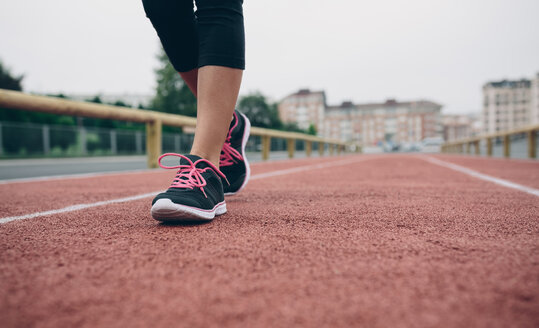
[142,0,245,72]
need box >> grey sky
[1,0,538,114]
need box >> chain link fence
[0,121,191,158]
[0,121,317,159]
[472,133,539,159]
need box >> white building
[531,73,539,125]
[442,114,478,142]
[351,99,442,146]
[324,99,443,145]
[278,89,326,132]
[482,77,535,134]
[279,89,443,145]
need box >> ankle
[189,150,220,168]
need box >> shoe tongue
[179,154,211,169]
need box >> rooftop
[327,99,442,110]
[484,79,531,89]
[286,89,326,98]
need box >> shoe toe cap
[152,189,208,209]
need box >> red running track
[1,154,538,327]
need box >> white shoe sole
[151,198,227,222]
[224,112,251,196]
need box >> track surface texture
[1,154,538,328]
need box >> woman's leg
[145,0,247,221]
[178,0,245,100]
[145,0,244,168]
[142,0,198,73]
[190,66,242,167]
[189,0,245,167]
[179,69,198,97]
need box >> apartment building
[338,99,441,146]
[324,101,355,142]
[442,115,475,142]
[531,73,539,125]
[278,89,326,132]
[482,78,533,134]
[279,89,442,145]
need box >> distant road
[0,152,309,181]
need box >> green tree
[0,59,27,122]
[80,96,113,128]
[237,91,282,129]
[307,123,317,135]
[0,60,23,91]
[282,122,305,133]
[0,61,77,126]
[150,49,196,117]
[113,100,130,108]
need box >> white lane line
[250,156,372,180]
[0,192,160,224]
[0,155,374,224]
[423,156,539,197]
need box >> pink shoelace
[158,153,228,198]
[219,113,244,167]
[220,142,243,167]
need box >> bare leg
[179,69,198,97]
[180,69,234,124]
[190,65,243,168]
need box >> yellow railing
[0,89,350,167]
[441,125,538,159]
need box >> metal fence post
[305,141,312,157]
[79,127,87,155]
[110,130,117,155]
[287,138,295,159]
[174,134,181,152]
[135,131,142,154]
[146,120,162,168]
[42,125,50,155]
[0,123,3,156]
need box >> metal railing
[0,89,350,167]
[441,125,538,159]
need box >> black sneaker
[151,153,228,222]
[220,110,251,195]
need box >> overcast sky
[1,0,538,114]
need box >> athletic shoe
[220,110,251,195]
[151,153,228,222]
